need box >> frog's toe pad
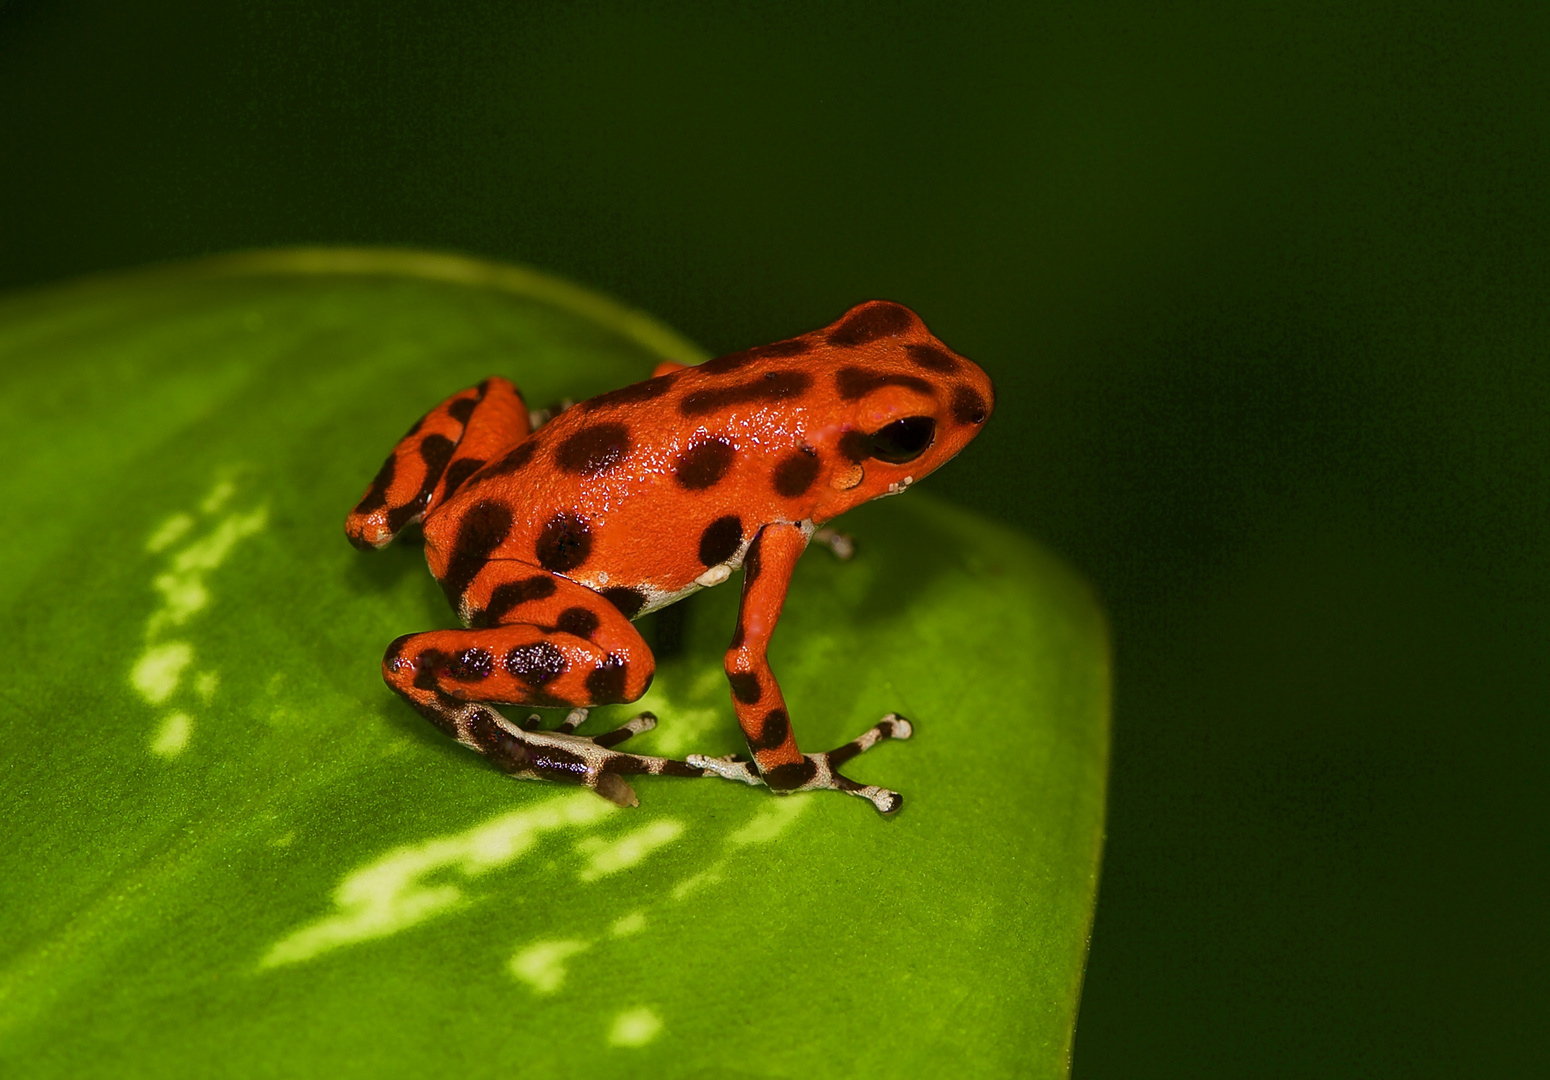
[595,770,640,808]
[843,783,904,815]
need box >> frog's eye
[868,416,936,464]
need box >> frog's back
[423,300,993,615]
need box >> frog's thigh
[384,619,656,715]
[460,559,653,657]
[387,561,656,713]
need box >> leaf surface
[0,250,1108,1078]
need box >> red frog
[346,300,993,813]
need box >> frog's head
[800,300,995,522]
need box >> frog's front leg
[382,563,721,807]
[347,376,530,550]
[694,522,914,814]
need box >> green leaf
[0,249,1109,1078]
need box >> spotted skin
[348,376,529,550]
[346,300,994,811]
[674,437,737,490]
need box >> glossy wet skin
[347,300,994,813]
[424,300,993,617]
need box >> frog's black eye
[868,416,936,464]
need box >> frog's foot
[527,398,575,430]
[690,714,914,814]
[775,713,914,814]
[404,693,719,808]
[812,526,855,561]
[546,707,661,747]
[594,712,665,748]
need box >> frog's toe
[833,776,905,815]
[595,770,640,808]
[687,753,762,786]
[825,713,912,765]
[555,707,590,734]
[591,711,657,748]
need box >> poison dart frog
[346,300,994,813]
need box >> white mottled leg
[415,698,738,808]
[591,711,658,748]
[555,707,589,734]
[686,753,762,786]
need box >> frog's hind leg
[382,637,717,808]
[390,687,708,808]
[382,564,738,806]
[347,376,530,550]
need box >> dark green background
[2,2,1544,1076]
